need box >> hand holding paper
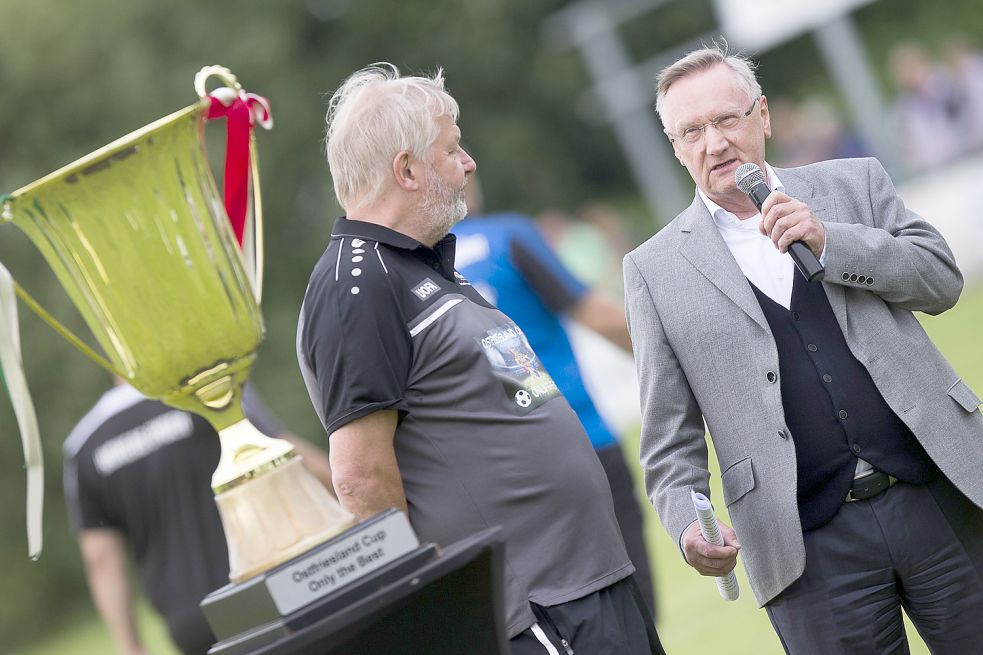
[690,490,740,601]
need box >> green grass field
[21,284,983,655]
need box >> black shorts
[509,575,664,655]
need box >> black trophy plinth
[203,511,507,655]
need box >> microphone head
[735,162,765,195]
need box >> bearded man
[297,64,663,655]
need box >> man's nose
[462,150,477,174]
[703,124,729,155]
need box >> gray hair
[654,43,761,126]
[325,63,460,209]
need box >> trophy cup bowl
[1,68,355,583]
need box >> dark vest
[750,273,937,531]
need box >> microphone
[735,163,824,282]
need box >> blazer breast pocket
[721,456,755,506]
[948,378,982,413]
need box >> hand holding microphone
[735,163,825,282]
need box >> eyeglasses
[668,97,759,146]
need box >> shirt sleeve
[508,220,588,315]
[63,451,115,533]
[298,248,413,435]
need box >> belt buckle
[845,471,897,503]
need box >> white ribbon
[208,87,274,130]
[0,260,43,560]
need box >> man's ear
[392,151,420,192]
[760,95,772,140]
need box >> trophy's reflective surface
[2,86,354,583]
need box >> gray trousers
[765,476,983,654]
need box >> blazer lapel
[678,195,770,332]
[777,167,849,333]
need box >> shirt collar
[331,217,458,280]
[698,162,784,229]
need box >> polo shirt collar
[331,217,458,280]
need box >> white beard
[420,165,468,243]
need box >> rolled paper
[691,490,740,601]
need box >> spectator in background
[453,176,657,618]
[770,96,869,168]
[944,36,983,152]
[889,41,964,169]
[64,379,334,655]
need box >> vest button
[841,272,851,281]
[807,344,818,352]
[852,443,862,454]
[839,409,849,420]
[766,371,777,383]
[823,374,832,383]
[792,312,800,321]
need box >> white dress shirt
[699,163,795,309]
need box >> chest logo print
[412,278,441,300]
[478,323,560,414]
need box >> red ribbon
[205,92,272,246]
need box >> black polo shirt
[298,217,632,638]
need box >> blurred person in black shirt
[63,379,333,655]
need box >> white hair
[655,43,761,126]
[325,63,460,210]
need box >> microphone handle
[788,241,825,282]
[748,183,825,282]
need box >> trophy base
[203,509,437,655]
[204,521,508,655]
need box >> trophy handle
[195,65,243,97]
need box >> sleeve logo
[411,278,441,300]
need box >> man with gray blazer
[624,44,983,654]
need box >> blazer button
[857,276,867,285]
[766,371,777,383]
[866,277,874,285]
[779,429,789,440]
[850,274,859,282]
[841,272,850,281]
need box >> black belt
[845,470,898,503]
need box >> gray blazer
[623,157,983,606]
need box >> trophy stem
[213,420,357,583]
[212,418,294,494]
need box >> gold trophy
[1,67,356,583]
